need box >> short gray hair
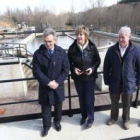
[43,28,57,40]
[118,26,131,37]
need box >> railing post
[17,45,20,62]
[25,44,28,58]
[68,75,73,117]
[133,86,140,108]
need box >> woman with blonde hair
[68,25,100,129]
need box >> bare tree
[89,0,104,8]
[1,2,140,34]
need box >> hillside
[0,19,15,29]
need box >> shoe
[123,121,130,130]
[80,118,86,125]
[107,119,117,125]
[86,122,93,129]
[41,128,48,137]
[54,122,61,131]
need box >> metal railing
[64,32,111,51]
[0,33,140,123]
[0,42,33,65]
[0,72,139,123]
[0,42,33,57]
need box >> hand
[85,68,92,75]
[53,80,59,89]
[48,80,59,89]
[75,68,83,75]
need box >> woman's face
[76,31,86,46]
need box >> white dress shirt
[119,45,128,57]
[77,40,89,53]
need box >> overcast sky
[0,0,118,14]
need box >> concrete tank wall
[96,51,108,91]
[0,64,27,98]
[22,62,38,90]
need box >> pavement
[0,107,140,140]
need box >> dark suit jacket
[68,39,100,81]
[103,41,140,94]
[32,44,70,105]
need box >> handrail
[0,73,139,107]
[0,73,139,123]
[0,42,33,62]
[64,33,111,51]
[22,62,32,69]
[0,40,140,122]
[15,46,33,56]
[0,77,34,83]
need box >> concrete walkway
[0,107,140,140]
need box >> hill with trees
[119,0,140,4]
[0,0,140,34]
[0,18,15,29]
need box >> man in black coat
[32,28,70,137]
[103,26,140,130]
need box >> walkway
[0,107,140,140]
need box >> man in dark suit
[32,28,70,137]
[103,26,140,130]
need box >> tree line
[0,2,140,34]
[119,0,140,4]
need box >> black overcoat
[68,39,101,81]
[32,44,70,105]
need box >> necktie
[48,49,53,57]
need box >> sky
[0,0,118,14]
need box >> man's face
[44,34,56,49]
[118,32,130,48]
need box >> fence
[0,72,139,123]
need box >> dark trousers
[41,102,62,130]
[74,80,95,123]
[110,93,133,122]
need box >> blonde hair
[75,25,90,40]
